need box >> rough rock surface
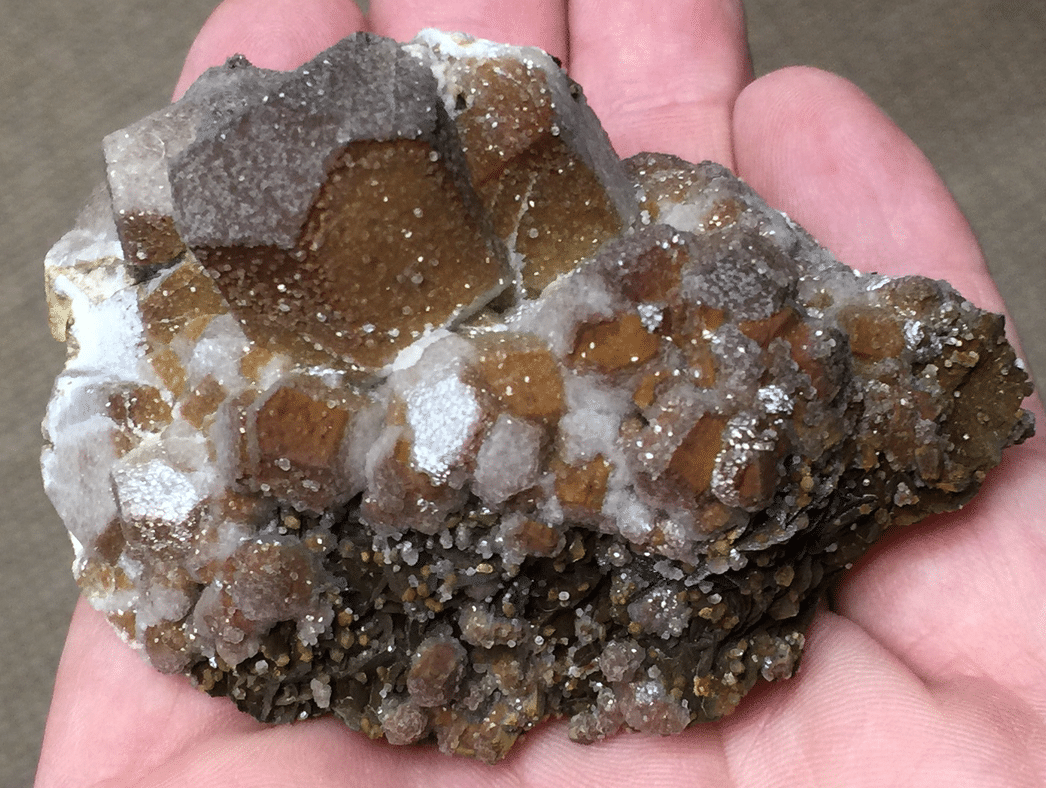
[42,30,1035,763]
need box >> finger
[36,600,255,786]
[567,0,752,169]
[733,66,1003,312]
[173,0,366,99]
[368,0,568,64]
[501,721,732,788]
[836,432,1046,703]
[720,611,1046,787]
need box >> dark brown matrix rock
[42,30,1035,763]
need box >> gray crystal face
[43,30,1035,763]
[170,34,442,250]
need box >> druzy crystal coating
[42,30,1035,762]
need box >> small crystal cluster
[42,31,1034,762]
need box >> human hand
[36,1,1046,786]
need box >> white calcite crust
[43,30,1035,762]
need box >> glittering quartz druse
[42,30,1035,762]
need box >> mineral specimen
[42,30,1035,763]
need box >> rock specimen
[42,30,1035,763]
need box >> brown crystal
[139,257,226,347]
[667,415,728,498]
[475,334,565,423]
[198,139,507,369]
[570,313,662,372]
[553,454,612,517]
[430,44,636,294]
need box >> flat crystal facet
[42,30,1035,763]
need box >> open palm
[37,1,1046,785]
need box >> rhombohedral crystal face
[42,30,1035,763]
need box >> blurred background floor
[1,1,1042,784]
